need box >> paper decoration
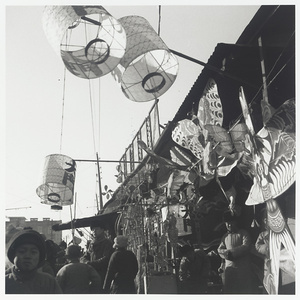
[239,88,295,294]
[205,123,248,158]
[36,154,76,210]
[112,16,179,102]
[197,78,223,128]
[172,118,204,160]
[42,6,126,79]
[161,204,192,237]
[244,98,295,205]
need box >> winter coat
[5,266,62,294]
[81,237,113,283]
[218,229,255,294]
[103,248,138,294]
[56,261,102,293]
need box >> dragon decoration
[138,78,295,294]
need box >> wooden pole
[96,152,103,210]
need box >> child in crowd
[5,228,62,294]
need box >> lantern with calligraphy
[36,154,76,210]
[112,16,179,102]
[42,6,126,79]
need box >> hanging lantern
[112,16,179,102]
[42,6,127,79]
[36,154,76,210]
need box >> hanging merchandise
[171,78,240,180]
[36,154,76,210]
[42,5,126,79]
[161,204,192,237]
[112,16,179,102]
[238,88,295,294]
[243,97,295,205]
[172,78,224,159]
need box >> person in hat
[178,243,211,294]
[80,220,113,287]
[217,210,255,294]
[5,228,62,294]
[56,244,102,293]
[103,235,138,294]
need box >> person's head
[65,245,82,262]
[90,220,106,238]
[223,210,238,233]
[59,240,67,250]
[6,229,46,272]
[113,235,128,249]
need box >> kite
[238,87,295,294]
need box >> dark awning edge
[52,212,119,231]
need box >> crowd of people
[5,220,138,294]
[5,211,291,294]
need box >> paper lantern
[112,16,179,102]
[36,154,76,210]
[42,6,126,79]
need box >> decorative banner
[36,154,76,210]
[112,16,179,102]
[42,6,126,79]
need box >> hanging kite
[36,154,76,210]
[238,87,295,294]
[42,6,127,79]
[205,123,248,158]
[171,78,241,182]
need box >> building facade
[6,217,63,245]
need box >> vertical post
[69,205,74,242]
[258,36,269,104]
[258,36,275,125]
[96,152,103,210]
[95,193,100,212]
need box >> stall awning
[52,212,119,231]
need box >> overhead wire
[158,5,161,36]
[59,30,71,154]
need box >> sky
[3,1,262,243]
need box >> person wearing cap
[56,244,102,293]
[103,235,138,294]
[178,243,211,294]
[5,228,62,294]
[217,210,255,294]
[80,220,113,287]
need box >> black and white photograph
[3,1,296,296]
